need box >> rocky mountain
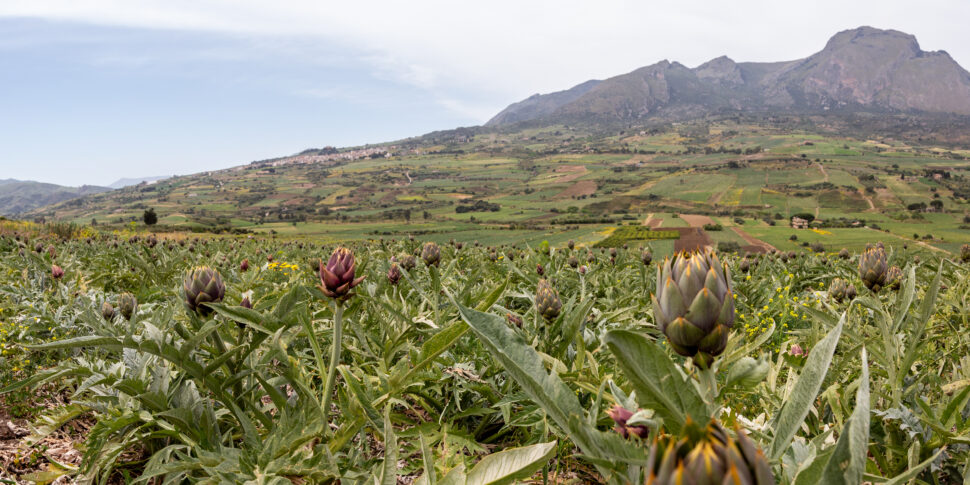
[0,179,111,216]
[486,27,970,126]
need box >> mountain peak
[486,26,970,126]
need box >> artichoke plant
[653,250,735,368]
[118,293,137,321]
[645,419,774,485]
[859,242,888,292]
[319,247,364,301]
[183,266,226,316]
[421,242,441,267]
[535,279,562,322]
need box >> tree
[143,208,158,226]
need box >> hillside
[487,27,970,126]
[0,179,111,216]
[26,121,970,253]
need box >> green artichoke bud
[645,419,774,485]
[535,279,562,322]
[401,254,416,271]
[568,256,579,268]
[839,248,850,260]
[846,284,857,300]
[859,242,888,292]
[118,293,137,321]
[641,250,653,266]
[182,266,226,316]
[319,247,364,300]
[567,239,575,250]
[961,244,970,263]
[738,258,750,273]
[829,278,848,302]
[653,250,735,368]
[421,242,441,267]
[101,301,115,322]
[886,265,902,290]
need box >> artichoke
[240,259,249,272]
[319,247,365,300]
[886,266,902,290]
[421,242,441,267]
[568,256,579,268]
[859,242,888,292]
[645,419,774,485]
[608,405,649,439]
[51,264,64,280]
[401,254,417,271]
[101,301,115,322]
[839,248,850,260]
[962,244,970,263]
[535,279,562,322]
[567,239,575,250]
[182,266,226,316]
[387,262,401,285]
[653,249,734,368]
[846,283,857,300]
[641,250,653,266]
[829,278,848,302]
[118,293,137,321]
[536,263,544,276]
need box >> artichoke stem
[698,365,719,412]
[321,302,344,431]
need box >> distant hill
[108,176,171,189]
[0,179,111,216]
[487,27,970,126]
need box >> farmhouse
[791,216,809,229]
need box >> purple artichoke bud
[51,264,64,280]
[608,405,649,439]
[183,266,226,316]
[387,262,402,285]
[319,247,365,300]
[240,259,249,272]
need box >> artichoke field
[1,225,969,484]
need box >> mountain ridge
[486,26,970,126]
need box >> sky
[1,1,968,187]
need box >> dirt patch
[678,214,716,227]
[730,227,777,253]
[556,180,596,199]
[550,165,588,185]
[672,227,713,252]
[642,213,663,228]
[1,387,89,484]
